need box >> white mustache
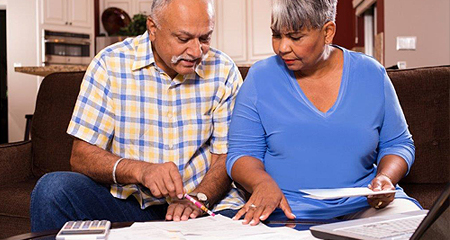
[170,51,208,64]
[171,54,197,64]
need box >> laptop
[310,184,450,240]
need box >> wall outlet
[397,61,407,69]
[396,36,417,50]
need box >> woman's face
[272,24,330,72]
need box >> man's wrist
[188,192,210,208]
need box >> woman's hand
[232,179,295,226]
[367,173,396,209]
[166,198,203,221]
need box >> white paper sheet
[299,187,396,200]
[107,215,318,240]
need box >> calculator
[55,220,111,240]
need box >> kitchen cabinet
[41,0,93,30]
[214,0,273,65]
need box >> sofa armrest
[0,140,33,184]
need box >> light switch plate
[396,36,417,50]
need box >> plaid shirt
[67,31,245,211]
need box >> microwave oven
[43,30,91,65]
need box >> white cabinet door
[68,0,92,28]
[134,0,153,15]
[216,0,247,63]
[215,0,273,65]
[42,0,93,30]
[42,0,67,26]
[247,0,273,62]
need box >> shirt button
[168,143,174,149]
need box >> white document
[108,227,183,240]
[107,215,317,240]
[131,215,274,239]
[299,187,396,200]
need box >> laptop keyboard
[337,215,425,239]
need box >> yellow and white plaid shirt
[67,31,245,211]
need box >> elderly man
[31,0,245,232]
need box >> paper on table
[108,215,315,240]
[299,187,396,200]
[108,227,183,240]
[132,215,274,238]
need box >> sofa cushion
[31,72,84,177]
[0,178,37,218]
[0,215,32,239]
[388,66,450,184]
[400,183,447,209]
[0,178,37,238]
[0,141,32,184]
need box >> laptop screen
[413,184,450,240]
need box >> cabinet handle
[65,22,68,25]
[69,22,72,25]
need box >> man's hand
[138,162,184,199]
[166,198,203,221]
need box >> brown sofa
[0,66,449,238]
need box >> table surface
[4,220,322,240]
[4,222,133,240]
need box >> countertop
[15,64,252,78]
[15,65,88,77]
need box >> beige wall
[385,0,450,68]
[6,0,40,142]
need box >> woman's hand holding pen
[166,198,204,221]
[233,179,296,226]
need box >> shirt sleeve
[226,70,267,178]
[210,64,243,154]
[67,54,115,150]
[377,70,415,175]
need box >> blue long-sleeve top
[226,47,419,219]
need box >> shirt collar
[131,31,207,79]
[132,31,155,71]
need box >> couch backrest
[388,66,450,185]
[31,71,85,177]
[30,66,450,185]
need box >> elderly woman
[226,0,421,225]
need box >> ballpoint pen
[184,193,216,217]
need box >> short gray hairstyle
[150,0,215,26]
[271,0,337,31]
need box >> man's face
[148,0,214,78]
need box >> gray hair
[271,0,337,31]
[150,0,215,27]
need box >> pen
[184,193,216,217]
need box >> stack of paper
[299,187,396,200]
[108,215,316,240]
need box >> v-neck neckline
[284,46,349,118]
